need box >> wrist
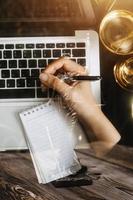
[74,100,101,121]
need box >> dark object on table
[52,176,92,188]
[52,165,93,188]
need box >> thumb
[39,73,70,96]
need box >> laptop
[0,0,100,151]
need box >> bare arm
[39,57,121,156]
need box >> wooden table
[0,145,133,200]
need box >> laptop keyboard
[0,40,86,99]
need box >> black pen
[25,75,101,81]
[69,75,101,81]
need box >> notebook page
[20,102,81,184]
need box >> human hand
[39,57,121,156]
[39,57,98,117]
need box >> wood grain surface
[0,145,133,200]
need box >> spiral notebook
[19,101,81,184]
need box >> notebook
[19,100,81,184]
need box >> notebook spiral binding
[21,99,53,116]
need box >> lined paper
[20,101,81,184]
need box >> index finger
[44,57,87,75]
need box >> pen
[68,75,101,81]
[25,75,101,81]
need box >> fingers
[39,72,71,96]
[44,57,87,75]
[39,57,87,96]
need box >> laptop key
[23,50,32,58]
[9,60,17,68]
[13,50,22,58]
[0,44,4,49]
[7,79,15,88]
[11,69,20,78]
[33,50,41,58]
[43,50,51,58]
[62,49,71,56]
[26,44,34,49]
[0,60,7,68]
[0,51,2,59]
[17,79,25,87]
[56,43,65,48]
[37,88,56,98]
[21,69,30,77]
[37,88,47,98]
[53,50,61,58]
[77,43,86,47]
[67,43,75,48]
[28,60,37,68]
[0,89,35,98]
[72,49,86,57]
[3,50,12,59]
[77,59,86,66]
[36,43,45,48]
[38,59,47,68]
[16,44,24,49]
[0,80,5,88]
[1,70,10,78]
[46,43,55,48]
[19,60,27,68]
[48,59,55,64]
[36,79,41,87]
[5,44,14,49]
[31,69,40,77]
[26,78,35,87]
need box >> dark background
[0,0,133,146]
[94,0,133,146]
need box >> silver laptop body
[0,30,100,151]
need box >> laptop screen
[0,0,96,37]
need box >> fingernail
[39,73,48,82]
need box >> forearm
[77,104,121,156]
[39,58,121,156]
